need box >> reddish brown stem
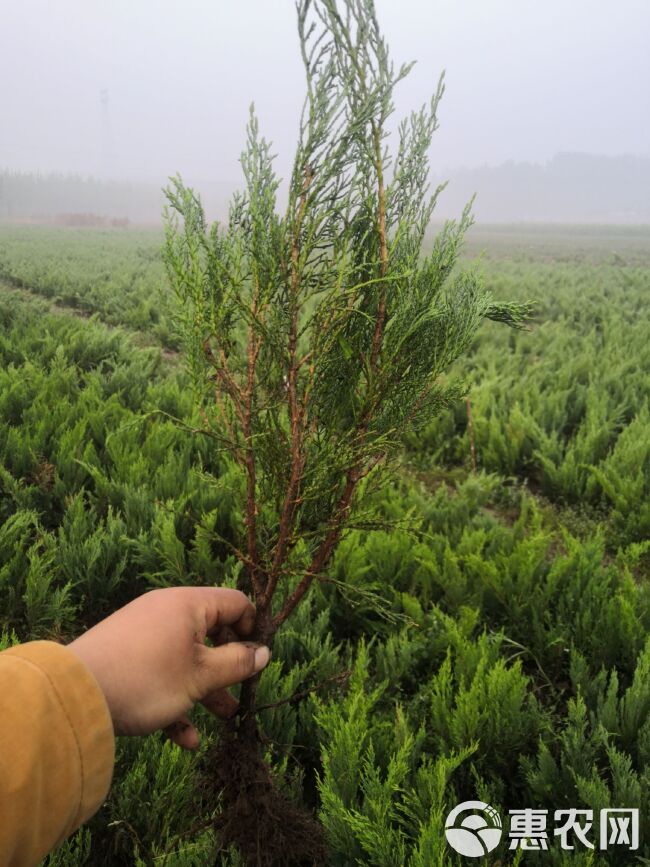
[243,670,351,719]
[272,458,362,630]
[242,300,264,600]
[263,165,313,607]
[273,121,392,625]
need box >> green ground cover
[0,226,175,347]
[0,225,649,865]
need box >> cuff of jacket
[4,640,115,838]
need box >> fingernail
[253,645,271,673]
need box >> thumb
[192,641,271,699]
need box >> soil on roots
[201,723,328,867]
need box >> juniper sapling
[163,1,530,862]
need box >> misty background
[1,0,648,223]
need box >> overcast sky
[0,0,648,185]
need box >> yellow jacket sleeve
[0,641,115,867]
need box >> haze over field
[1,0,648,222]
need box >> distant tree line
[0,172,161,222]
[0,172,236,224]
[434,153,650,223]
[1,153,649,225]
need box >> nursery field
[1,223,649,866]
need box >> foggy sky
[1,0,648,187]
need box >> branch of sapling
[161,13,531,851]
[242,297,264,601]
[272,448,385,629]
[243,669,352,719]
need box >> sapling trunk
[163,1,530,863]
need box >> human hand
[67,586,270,750]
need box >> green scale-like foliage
[0,226,174,346]
[0,3,648,866]
[0,291,244,635]
[163,0,529,606]
[0,283,646,864]
[412,257,650,547]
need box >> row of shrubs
[0,226,177,347]
[412,257,650,547]
[2,228,647,547]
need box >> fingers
[197,587,256,638]
[207,624,241,646]
[164,714,200,751]
[163,689,240,750]
[192,641,271,698]
[201,687,239,720]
